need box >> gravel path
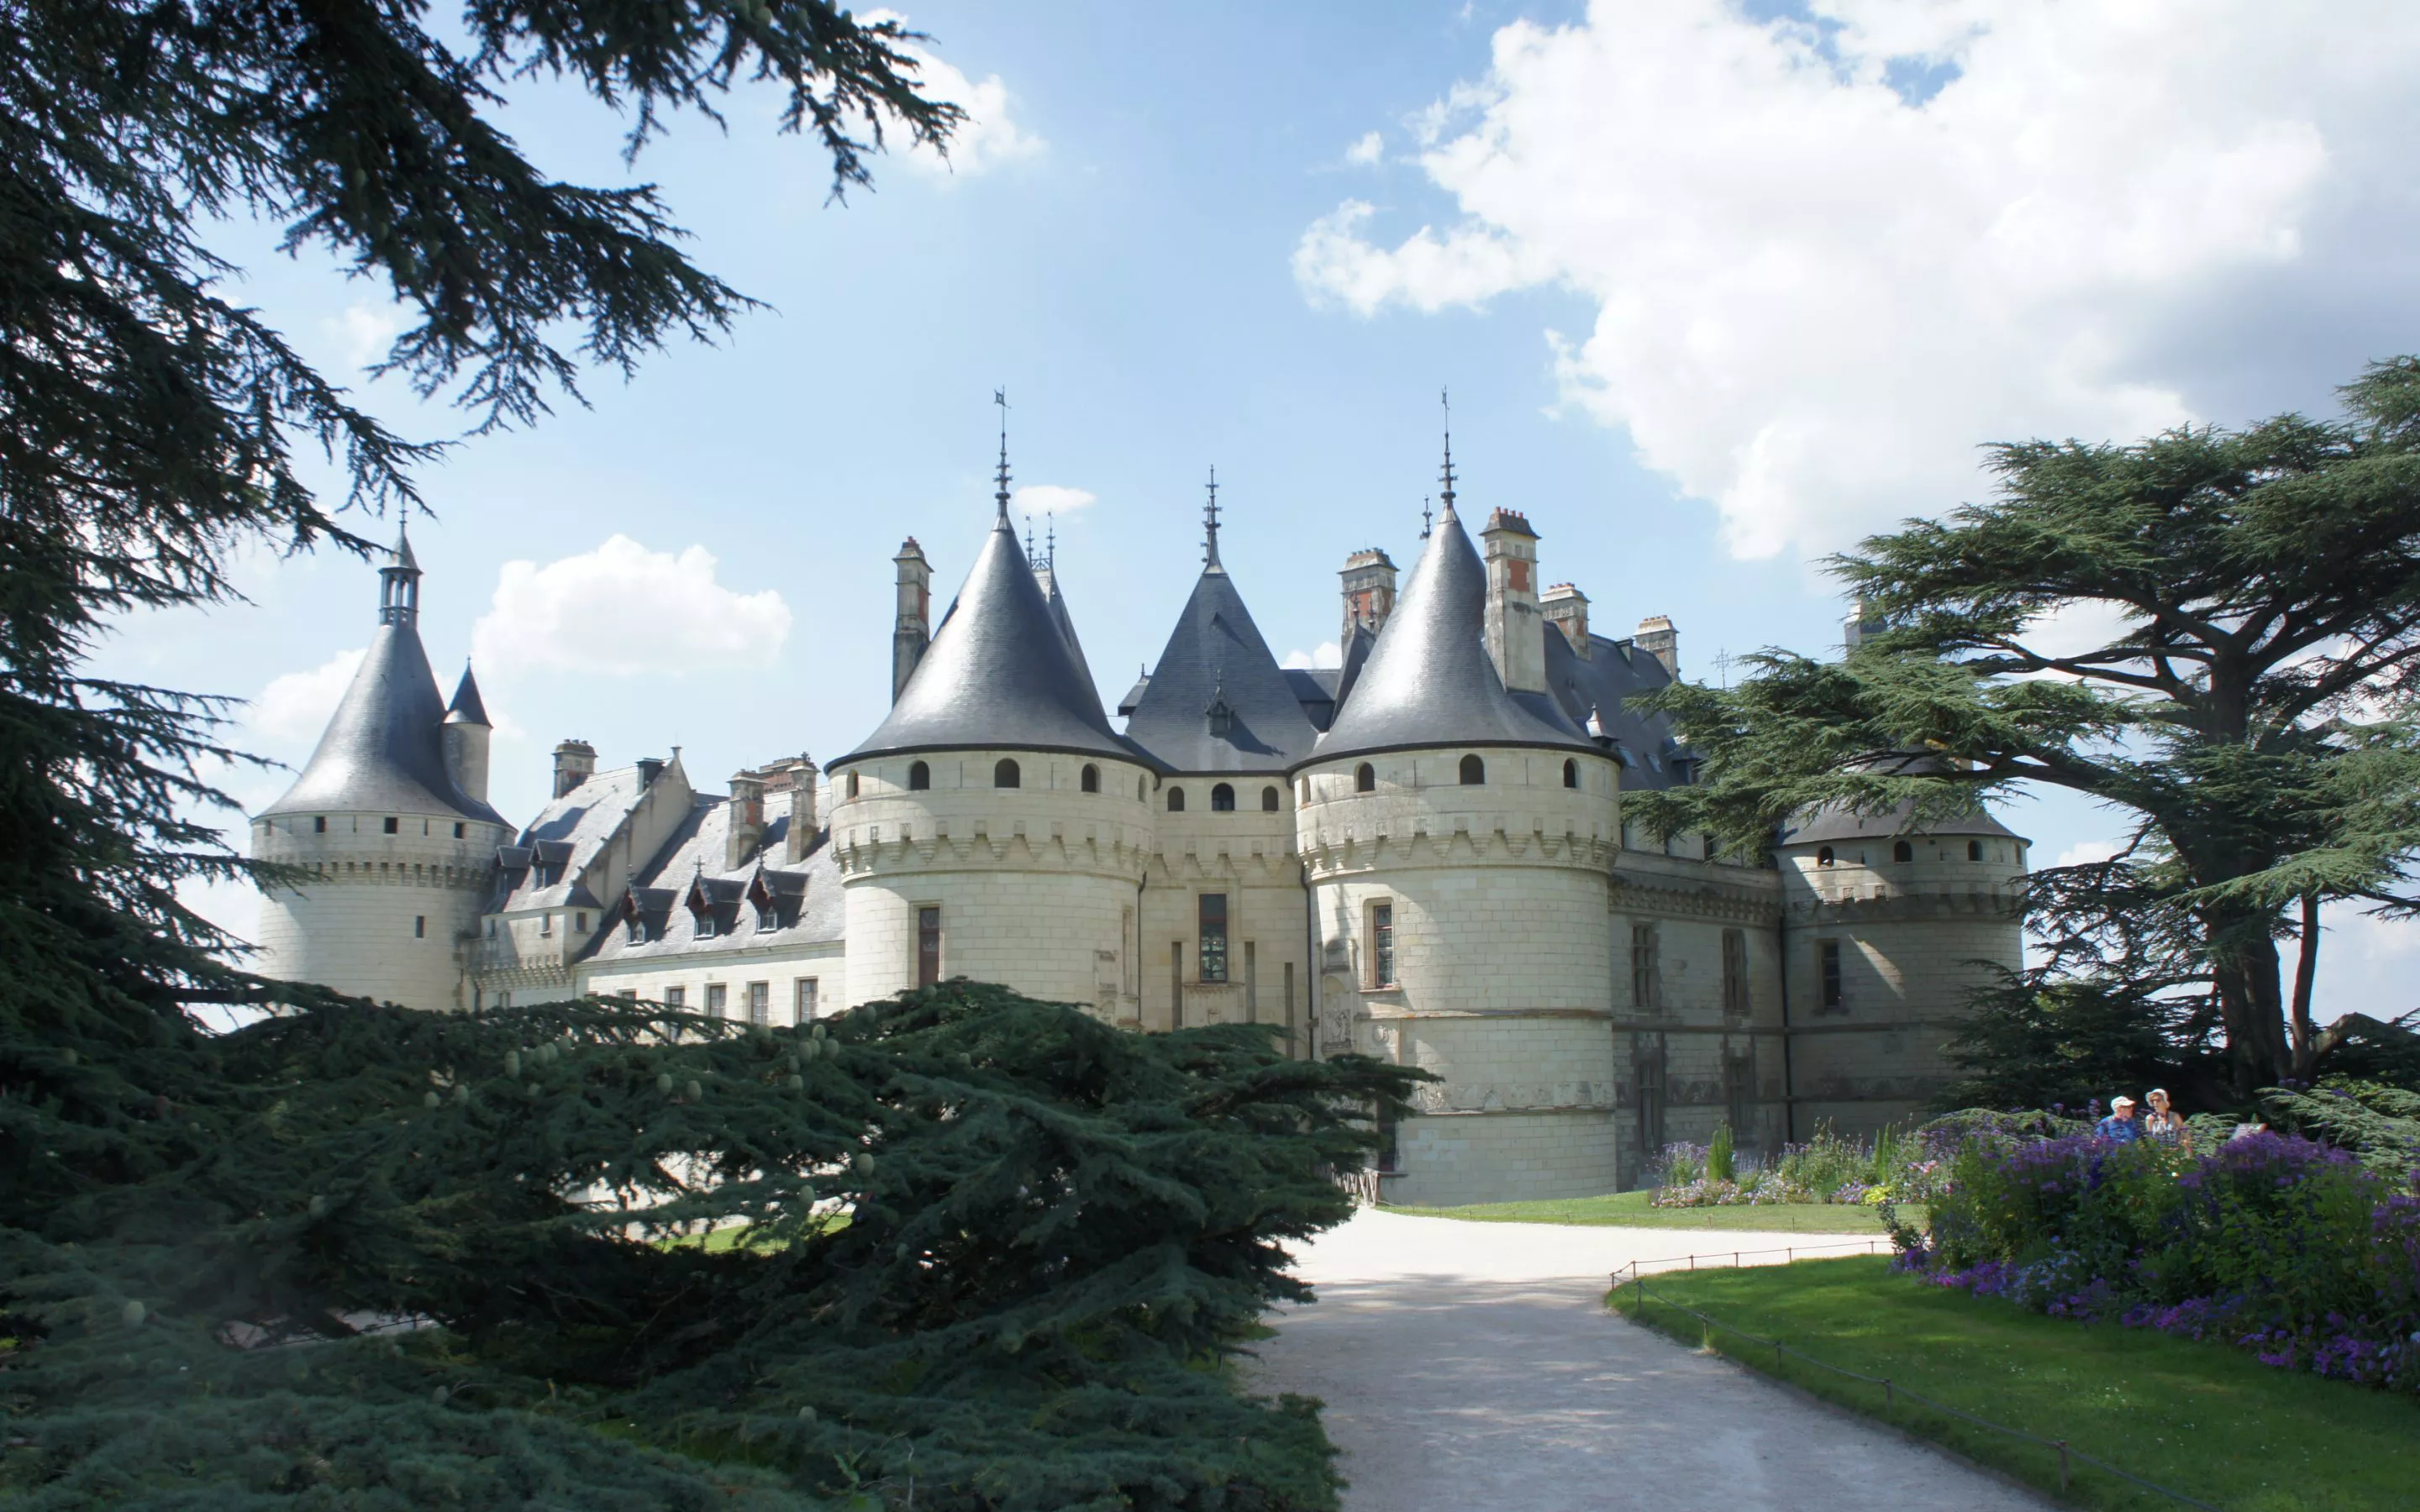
[1249,1208,2050,1512]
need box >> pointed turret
[260,529,504,825]
[845,502,1132,762]
[442,662,492,805]
[1313,500,1591,764]
[1125,478,1318,773]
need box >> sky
[104,0,2420,1020]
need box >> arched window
[1297,779,1311,807]
[1892,840,1913,864]
[1968,839,1985,862]
[1211,782,1235,811]
[994,759,1020,789]
[1459,753,1486,785]
[1355,763,1376,793]
[1562,758,1579,790]
[1081,764,1101,794]
[846,772,860,799]
[1139,774,1150,801]
[1167,786,1186,812]
[908,760,930,790]
[1816,846,1834,867]
[1262,785,1281,811]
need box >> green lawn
[1390,1187,1908,1233]
[1614,1256,2420,1512]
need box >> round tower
[1295,488,1618,1209]
[826,436,1156,1016]
[1773,759,2028,1137]
[252,527,512,1011]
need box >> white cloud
[1296,0,2420,559]
[1013,484,1096,517]
[1282,642,1344,670]
[471,536,791,678]
[319,301,399,370]
[874,13,1043,177]
[2050,838,2123,871]
[250,648,365,743]
[1344,130,1385,166]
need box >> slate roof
[1036,562,1097,695]
[1311,507,1596,764]
[1541,628,1688,790]
[581,799,845,962]
[1777,753,2025,846]
[260,618,505,826]
[1123,564,1321,773]
[847,513,1139,764]
[445,664,490,727]
[490,764,650,911]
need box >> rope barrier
[1612,1274,2223,1510]
[1607,1235,1886,1289]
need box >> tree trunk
[2289,890,2322,1079]
[2209,930,2292,1100]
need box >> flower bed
[1903,1126,2420,1394]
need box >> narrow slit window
[1819,940,1844,1010]
[917,906,942,989]
[1197,894,1228,983]
[1370,902,1395,987]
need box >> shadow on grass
[1392,1188,1912,1234]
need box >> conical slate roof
[847,514,1137,763]
[445,663,490,727]
[1035,562,1097,695]
[1125,563,1320,773]
[260,624,505,825]
[1313,507,1595,764]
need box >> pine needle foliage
[1633,360,2420,1099]
[4,982,1425,1508]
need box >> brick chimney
[1541,583,1591,659]
[1481,509,1545,695]
[551,739,597,798]
[727,770,766,871]
[1339,548,1397,647]
[783,757,820,864]
[1634,615,1679,677]
[893,538,931,703]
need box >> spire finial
[1421,495,1433,540]
[1046,512,1057,571]
[1438,387,1458,520]
[1025,513,1039,570]
[1202,465,1223,571]
[993,387,1013,522]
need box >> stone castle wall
[254,811,502,1012]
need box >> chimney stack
[893,538,931,702]
[1481,509,1546,695]
[1843,598,1884,654]
[727,771,766,871]
[784,757,820,864]
[1339,549,1397,647]
[1634,615,1679,677]
[551,739,597,799]
[1540,583,1591,659]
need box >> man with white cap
[2093,1095,2143,1144]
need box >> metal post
[1883,1378,1893,1412]
[2058,1441,2070,1493]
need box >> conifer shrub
[1,981,1424,1509]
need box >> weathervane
[993,387,1012,521]
[1203,465,1223,570]
[1438,386,1457,518]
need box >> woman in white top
[2142,1087,2191,1152]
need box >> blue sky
[107,0,2420,1016]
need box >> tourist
[2093,1095,2142,1144]
[2141,1087,2190,1151]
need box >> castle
[251,438,2028,1205]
